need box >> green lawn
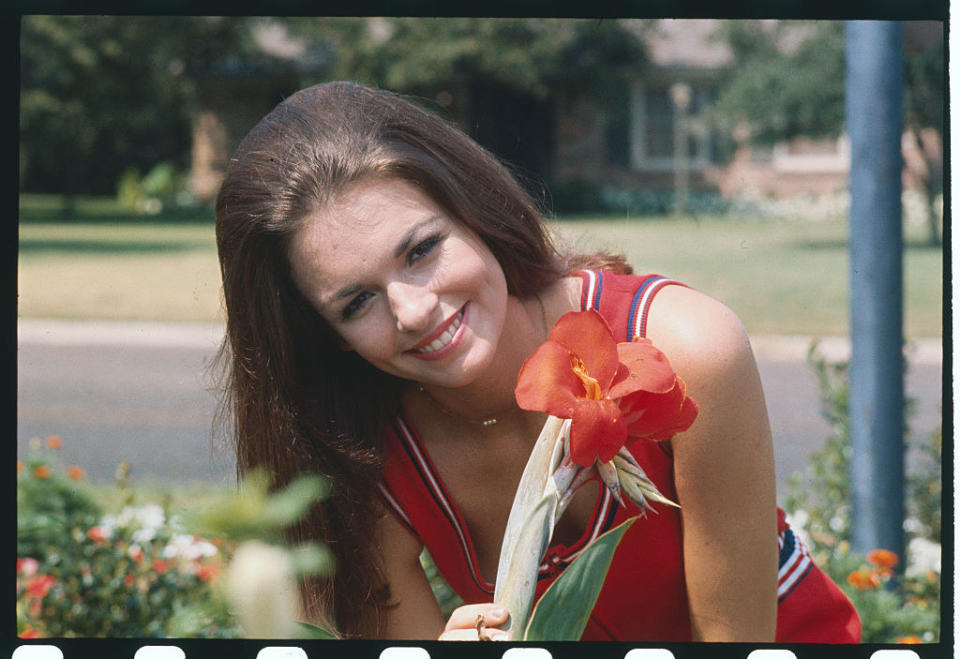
[555,215,942,338]
[17,197,943,337]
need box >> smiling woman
[213,82,860,643]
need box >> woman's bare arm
[374,510,447,639]
[375,510,510,640]
[647,285,778,641]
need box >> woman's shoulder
[643,283,754,383]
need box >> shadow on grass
[791,237,943,251]
[19,196,215,225]
[18,239,205,255]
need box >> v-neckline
[395,411,612,590]
[394,270,612,590]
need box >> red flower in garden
[86,526,108,544]
[124,574,136,588]
[17,557,39,577]
[515,310,697,466]
[846,566,886,590]
[25,575,56,599]
[896,636,923,644]
[44,435,63,450]
[196,564,220,584]
[16,461,24,474]
[866,548,899,569]
[33,465,51,479]
[18,625,41,639]
[66,465,85,481]
[152,560,169,575]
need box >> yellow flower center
[570,354,602,400]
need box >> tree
[708,20,944,246]
[20,16,261,214]
[286,18,648,191]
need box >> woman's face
[288,177,509,389]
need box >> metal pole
[845,21,905,562]
[671,82,691,215]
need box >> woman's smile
[408,303,469,359]
[287,177,510,388]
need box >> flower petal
[621,378,698,442]
[568,398,627,466]
[608,338,678,398]
[548,311,620,391]
[515,340,580,417]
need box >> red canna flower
[515,310,697,466]
[25,574,56,599]
[866,548,899,569]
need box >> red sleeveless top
[379,270,861,642]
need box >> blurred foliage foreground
[17,439,334,639]
[17,346,942,641]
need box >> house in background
[553,19,852,201]
[190,19,941,212]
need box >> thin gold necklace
[415,294,549,428]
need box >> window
[629,80,714,172]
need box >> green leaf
[288,542,335,577]
[264,474,330,526]
[523,517,636,641]
[295,620,339,639]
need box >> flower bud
[226,541,300,638]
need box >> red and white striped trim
[581,269,601,310]
[778,529,812,599]
[630,277,681,340]
[394,416,493,593]
[560,490,613,564]
[377,482,415,532]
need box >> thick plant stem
[493,416,568,635]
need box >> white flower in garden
[784,509,813,551]
[162,534,218,561]
[905,537,941,578]
[226,540,300,638]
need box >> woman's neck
[411,276,583,431]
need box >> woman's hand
[439,603,511,641]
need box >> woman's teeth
[416,309,464,353]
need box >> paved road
[17,320,944,498]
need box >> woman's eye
[407,234,442,264]
[341,292,373,320]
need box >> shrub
[784,344,941,643]
[16,438,237,638]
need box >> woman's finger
[438,626,511,641]
[443,603,510,632]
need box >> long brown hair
[214,81,628,638]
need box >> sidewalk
[16,317,944,365]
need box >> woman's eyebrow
[393,215,442,258]
[320,215,444,311]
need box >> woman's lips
[408,304,468,360]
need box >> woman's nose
[386,281,438,333]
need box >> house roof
[633,19,733,69]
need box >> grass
[555,214,942,338]
[17,195,943,337]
